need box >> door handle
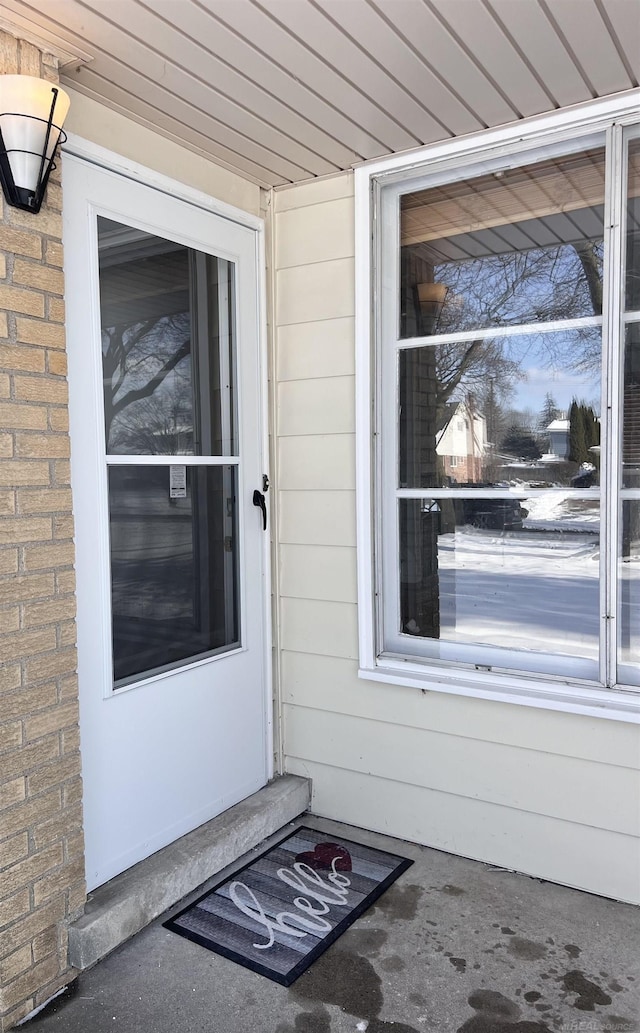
[253,489,267,530]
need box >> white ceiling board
[44,0,333,178]
[541,0,635,97]
[429,0,557,117]
[67,74,288,186]
[488,0,592,107]
[368,0,520,129]
[79,0,355,172]
[256,0,443,143]
[314,0,482,138]
[599,0,640,83]
[135,0,369,163]
[0,0,637,187]
[73,58,310,182]
[207,0,419,151]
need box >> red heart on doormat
[294,842,352,871]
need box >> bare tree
[102,312,191,451]
[421,239,604,431]
[109,379,194,455]
[435,337,521,411]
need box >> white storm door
[63,154,270,890]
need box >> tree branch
[110,339,191,420]
[572,241,603,315]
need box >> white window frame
[355,90,640,723]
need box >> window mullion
[602,123,625,688]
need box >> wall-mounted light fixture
[0,75,70,214]
[415,281,449,335]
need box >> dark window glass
[109,465,238,685]
[98,217,236,456]
[626,139,640,311]
[623,323,640,489]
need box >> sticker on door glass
[169,464,187,499]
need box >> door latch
[253,489,267,530]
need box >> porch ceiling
[1,0,639,188]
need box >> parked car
[453,488,527,531]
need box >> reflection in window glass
[400,147,605,338]
[619,500,640,683]
[98,217,236,456]
[399,331,601,489]
[626,138,640,311]
[399,498,600,667]
[623,323,640,489]
[109,465,239,685]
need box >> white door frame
[62,138,273,881]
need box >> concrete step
[68,774,310,971]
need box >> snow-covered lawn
[523,491,600,533]
[439,527,600,660]
[437,491,601,661]
[435,490,639,673]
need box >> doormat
[164,826,413,986]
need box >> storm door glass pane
[98,217,236,456]
[399,498,600,673]
[399,146,605,338]
[109,465,239,686]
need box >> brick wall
[0,34,85,1032]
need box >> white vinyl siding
[287,757,639,906]
[273,170,640,905]
[280,545,357,604]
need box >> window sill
[358,656,640,723]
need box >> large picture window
[359,105,640,714]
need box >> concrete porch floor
[24,816,639,1033]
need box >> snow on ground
[523,490,599,533]
[437,524,600,663]
[423,488,639,674]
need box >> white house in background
[436,402,487,483]
[1,2,640,1026]
[546,417,570,459]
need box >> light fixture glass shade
[416,282,448,306]
[0,75,70,212]
[415,281,449,333]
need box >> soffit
[0,0,638,188]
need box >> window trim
[355,89,640,723]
